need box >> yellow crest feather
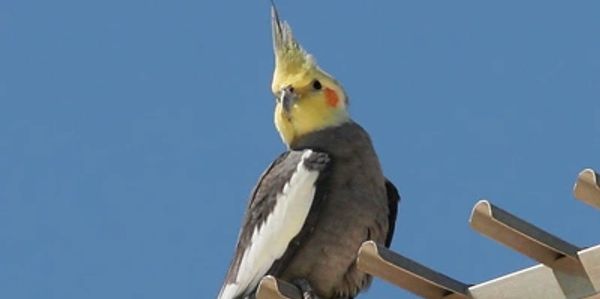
[271,6,315,84]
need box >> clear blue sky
[1,1,600,298]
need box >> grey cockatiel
[218,5,400,299]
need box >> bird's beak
[279,85,298,114]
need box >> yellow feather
[271,5,349,147]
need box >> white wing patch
[219,150,320,299]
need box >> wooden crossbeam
[357,241,469,299]
[256,276,301,299]
[469,200,582,273]
[574,169,600,210]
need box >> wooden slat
[256,276,302,299]
[357,241,469,299]
[468,260,597,299]
[469,200,582,273]
[574,169,600,210]
[469,244,600,298]
[580,245,600,291]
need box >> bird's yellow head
[270,5,349,147]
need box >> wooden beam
[256,276,302,299]
[356,241,469,299]
[573,169,600,210]
[469,200,582,273]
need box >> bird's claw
[292,278,320,299]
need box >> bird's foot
[292,278,320,299]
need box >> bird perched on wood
[218,4,399,299]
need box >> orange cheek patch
[324,88,339,107]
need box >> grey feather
[220,121,399,299]
[219,150,330,298]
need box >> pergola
[255,168,600,299]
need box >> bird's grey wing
[218,149,330,299]
[263,151,332,277]
[384,179,400,247]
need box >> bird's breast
[280,153,389,297]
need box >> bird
[218,4,399,299]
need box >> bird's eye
[312,80,322,90]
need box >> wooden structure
[255,168,600,299]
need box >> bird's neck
[288,120,364,151]
[277,108,350,148]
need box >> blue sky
[1,1,600,298]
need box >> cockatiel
[218,4,399,299]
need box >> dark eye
[312,80,322,90]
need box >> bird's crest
[271,4,316,81]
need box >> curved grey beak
[279,85,298,114]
